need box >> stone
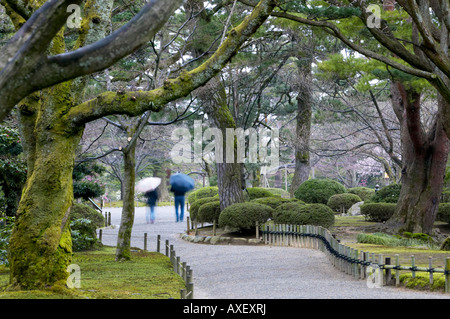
[210,236,221,245]
[231,238,248,245]
[248,238,262,245]
[193,236,204,243]
[219,236,231,244]
[347,201,364,216]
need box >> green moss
[1,247,185,299]
[400,272,446,291]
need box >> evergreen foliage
[327,193,362,213]
[371,184,401,203]
[294,178,346,204]
[219,202,273,231]
[360,203,396,222]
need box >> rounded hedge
[265,188,290,198]
[272,201,307,222]
[251,197,302,210]
[294,179,346,204]
[371,184,401,203]
[347,187,375,201]
[360,203,396,222]
[69,203,104,251]
[189,197,219,221]
[188,186,219,204]
[70,202,105,228]
[197,201,221,224]
[327,193,362,213]
[218,202,273,231]
[245,187,275,200]
[187,191,198,205]
[273,203,335,229]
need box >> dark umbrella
[170,173,195,193]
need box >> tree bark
[387,82,449,234]
[201,79,245,210]
[289,58,312,197]
[115,141,136,261]
[153,163,170,201]
[5,0,275,289]
[9,88,83,289]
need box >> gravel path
[98,206,450,299]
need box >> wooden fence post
[144,233,147,251]
[428,256,433,286]
[395,254,400,286]
[445,258,450,293]
[165,240,169,256]
[385,257,392,285]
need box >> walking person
[144,188,158,224]
[170,187,186,222]
[169,173,194,223]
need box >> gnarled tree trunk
[10,86,83,289]
[387,82,449,234]
[115,141,136,261]
[290,57,313,197]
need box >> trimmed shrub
[71,218,100,251]
[294,178,346,204]
[300,204,335,228]
[327,193,362,213]
[70,202,105,229]
[189,197,219,221]
[436,203,450,224]
[245,187,275,200]
[360,203,396,222]
[272,201,307,222]
[265,188,290,198]
[218,202,273,231]
[69,203,104,251]
[187,191,198,205]
[195,186,219,200]
[251,197,302,210]
[273,203,335,229]
[347,187,375,201]
[371,184,401,203]
[197,201,221,224]
[188,186,219,204]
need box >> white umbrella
[135,177,161,193]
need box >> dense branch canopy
[0,0,183,121]
[63,0,277,132]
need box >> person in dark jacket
[144,188,159,224]
[170,187,186,222]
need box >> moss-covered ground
[332,215,450,292]
[0,246,185,299]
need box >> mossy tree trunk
[115,140,136,261]
[289,56,313,198]
[387,82,449,234]
[153,163,170,201]
[5,0,275,289]
[6,0,114,289]
[201,79,245,210]
[10,82,84,289]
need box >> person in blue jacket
[170,187,186,222]
[144,188,159,224]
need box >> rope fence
[261,223,450,293]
